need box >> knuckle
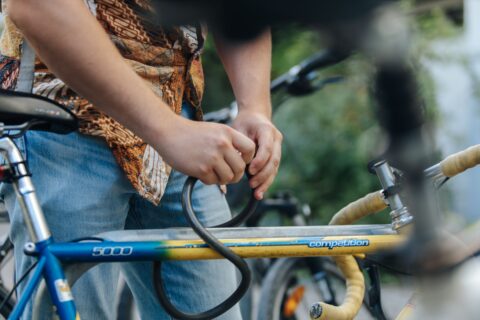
[199,165,210,176]
[208,153,220,164]
[216,137,230,149]
[233,173,243,183]
[233,169,244,179]
[273,157,280,168]
[237,161,246,172]
[202,175,215,185]
[255,171,266,182]
[262,122,272,130]
[276,130,283,140]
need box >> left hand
[232,109,283,200]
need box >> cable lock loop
[154,176,258,320]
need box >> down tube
[49,234,405,262]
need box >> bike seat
[0,89,78,134]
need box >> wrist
[141,104,181,151]
[237,102,272,120]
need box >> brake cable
[154,176,258,320]
[0,261,38,314]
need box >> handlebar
[203,48,349,125]
[311,144,480,320]
[440,145,480,178]
[202,102,238,124]
[310,191,386,320]
[329,191,387,226]
[310,256,365,320]
[270,49,350,93]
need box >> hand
[156,116,256,185]
[232,110,283,200]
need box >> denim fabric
[2,104,242,319]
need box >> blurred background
[201,0,480,227]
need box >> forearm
[214,30,272,118]
[7,0,258,186]
[9,0,176,147]
[216,30,280,198]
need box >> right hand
[156,117,256,185]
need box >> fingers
[199,168,220,185]
[200,127,250,185]
[231,130,256,164]
[224,149,247,183]
[249,135,281,199]
[254,175,276,200]
[199,161,236,185]
[213,160,236,185]
[248,127,274,175]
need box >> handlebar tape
[440,144,480,178]
[309,191,386,320]
[310,255,365,320]
[329,190,387,226]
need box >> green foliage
[416,8,462,40]
[201,38,234,112]
[201,9,461,225]
[270,25,324,78]
[201,25,325,113]
[271,55,388,225]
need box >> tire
[257,257,373,320]
[0,284,14,320]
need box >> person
[0,0,282,319]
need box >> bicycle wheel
[0,237,14,320]
[0,284,14,319]
[257,257,374,320]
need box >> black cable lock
[154,176,259,320]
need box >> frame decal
[54,279,73,302]
[307,238,370,249]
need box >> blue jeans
[2,105,242,319]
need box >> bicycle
[1,82,480,320]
